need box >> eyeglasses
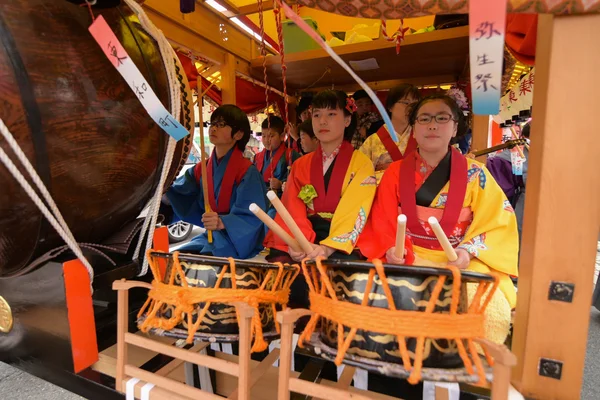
[208,121,228,129]
[415,113,455,125]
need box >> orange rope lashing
[298,257,499,385]
[138,250,300,353]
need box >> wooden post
[116,285,128,392]
[236,303,254,400]
[471,114,489,161]
[277,311,296,400]
[511,13,600,400]
[222,53,237,105]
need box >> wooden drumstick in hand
[394,214,407,259]
[267,191,314,254]
[427,216,458,262]
[249,203,302,253]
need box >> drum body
[161,255,276,336]
[320,266,467,368]
[303,260,496,372]
[138,252,300,344]
[0,0,193,277]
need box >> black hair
[261,115,285,135]
[296,94,314,115]
[311,90,357,142]
[210,104,251,150]
[298,118,315,139]
[352,89,370,102]
[408,94,469,140]
[521,122,530,138]
[386,84,422,113]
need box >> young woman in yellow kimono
[359,94,519,345]
[265,90,376,265]
[360,84,421,183]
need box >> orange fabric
[138,250,299,353]
[298,258,500,385]
[506,14,538,66]
[63,260,98,373]
[264,153,318,251]
[152,227,169,280]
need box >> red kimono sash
[376,125,417,162]
[255,145,287,182]
[398,148,467,247]
[194,148,251,214]
[310,141,354,213]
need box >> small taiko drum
[138,251,299,352]
[298,258,499,384]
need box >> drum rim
[150,251,298,271]
[304,259,496,283]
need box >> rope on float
[0,119,95,286]
[123,0,182,276]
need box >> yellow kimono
[359,125,412,183]
[360,150,518,343]
[265,141,376,255]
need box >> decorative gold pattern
[0,296,13,333]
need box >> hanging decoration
[381,19,409,55]
[180,0,195,14]
[493,68,535,124]
[469,0,508,115]
[277,0,398,141]
[273,4,289,124]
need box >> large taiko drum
[138,252,299,351]
[299,259,499,384]
[0,0,194,277]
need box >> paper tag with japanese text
[510,147,524,176]
[89,16,188,141]
[469,0,507,115]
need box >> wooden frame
[275,309,517,400]
[112,279,278,400]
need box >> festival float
[0,1,598,400]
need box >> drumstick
[249,203,301,253]
[266,191,314,254]
[198,95,213,243]
[427,216,458,262]
[394,214,407,259]
[509,127,526,159]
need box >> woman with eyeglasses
[359,94,518,345]
[359,84,421,183]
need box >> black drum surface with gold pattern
[313,260,495,369]
[138,252,292,339]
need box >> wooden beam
[235,0,274,16]
[143,0,254,61]
[311,75,457,93]
[511,13,600,400]
[471,114,490,161]
[222,53,237,104]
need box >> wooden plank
[143,0,254,62]
[235,0,274,16]
[156,342,209,377]
[116,289,128,391]
[336,366,356,389]
[471,114,490,161]
[122,375,193,400]
[511,13,600,400]
[125,364,222,400]
[125,332,240,376]
[312,75,457,93]
[250,27,469,89]
[222,53,238,104]
[289,377,373,400]
[228,349,281,400]
[214,352,399,400]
